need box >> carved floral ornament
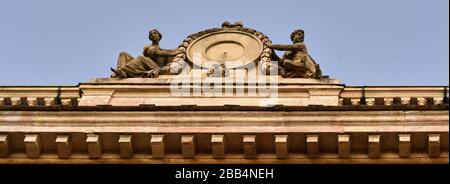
[110,22,323,79]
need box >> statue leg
[281,58,309,78]
[116,56,162,78]
[305,56,317,72]
[117,52,135,69]
[283,59,306,71]
[111,67,127,78]
[111,52,135,78]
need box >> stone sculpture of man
[266,29,321,78]
[111,29,183,78]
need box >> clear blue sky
[0,0,448,86]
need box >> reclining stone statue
[111,29,184,78]
[266,29,322,78]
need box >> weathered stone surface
[211,135,225,159]
[368,135,381,158]
[44,97,55,106]
[26,97,37,106]
[181,135,196,158]
[0,134,9,157]
[56,135,72,159]
[61,98,73,106]
[428,134,440,158]
[151,135,165,159]
[11,97,21,106]
[78,77,343,107]
[338,134,351,158]
[384,98,394,106]
[434,97,444,105]
[351,98,360,106]
[275,135,289,159]
[119,134,134,159]
[86,134,102,159]
[243,135,257,159]
[401,97,411,105]
[24,134,41,158]
[0,111,447,133]
[417,98,427,106]
[365,98,375,106]
[398,134,411,158]
[306,135,319,158]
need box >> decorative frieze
[350,99,360,106]
[44,97,55,106]
[434,97,444,105]
[11,97,21,106]
[338,96,447,107]
[61,98,73,106]
[401,97,411,105]
[26,97,37,106]
[365,98,375,106]
[417,98,427,106]
[338,98,344,106]
[384,98,394,106]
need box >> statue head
[149,29,163,42]
[290,29,305,43]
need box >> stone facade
[0,78,448,164]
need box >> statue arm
[166,48,181,52]
[267,43,304,51]
[152,48,182,57]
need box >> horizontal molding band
[0,110,448,123]
[0,105,448,111]
[0,125,447,133]
[0,153,447,164]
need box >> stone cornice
[0,110,448,163]
[0,110,448,133]
[0,82,448,163]
[0,104,448,111]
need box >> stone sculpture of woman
[111,29,183,78]
[266,29,322,78]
